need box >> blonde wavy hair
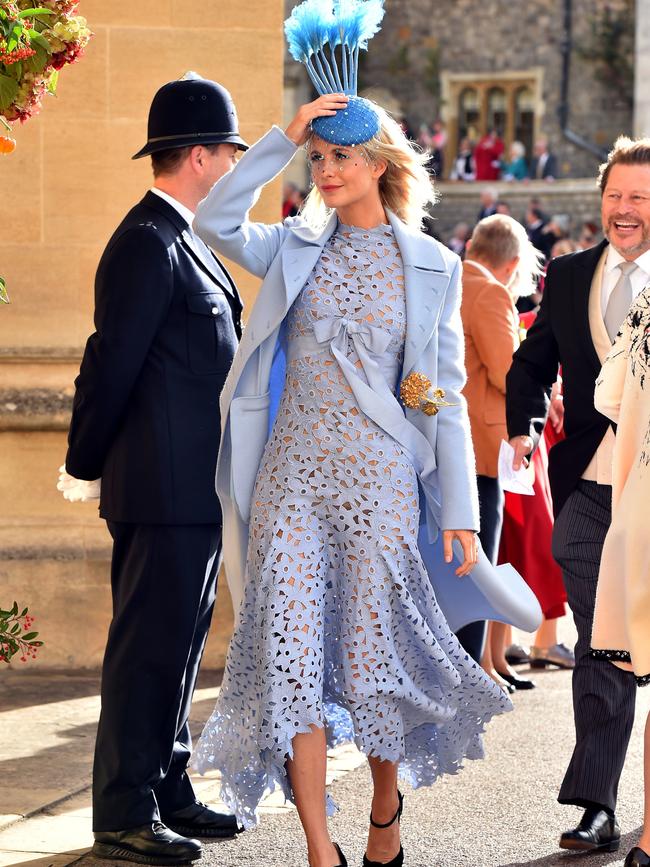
[301,102,437,231]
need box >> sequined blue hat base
[311,95,380,146]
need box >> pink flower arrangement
[0,1,91,302]
[0,1,91,125]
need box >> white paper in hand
[498,440,535,495]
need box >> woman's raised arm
[194,95,348,278]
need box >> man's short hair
[469,214,528,268]
[151,143,222,178]
[598,135,650,193]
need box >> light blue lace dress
[193,223,511,828]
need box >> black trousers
[92,522,222,832]
[552,481,636,813]
[456,474,504,662]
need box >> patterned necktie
[604,261,637,341]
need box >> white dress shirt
[150,187,195,227]
[601,245,650,317]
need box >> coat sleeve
[471,283,518,395]
[194,126,300,278]
[435,257,480,531]
[65,227,173,480]
[505,257,561,445]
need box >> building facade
[285,0,634,179]
[0,0,285,668]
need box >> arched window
[515,86,535,160]
[487,87,507,137]
[445,74,540,179]
[458,88,480,141]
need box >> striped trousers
[552,480,636,813]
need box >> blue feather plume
[285,0,385,96]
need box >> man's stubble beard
[604,218,650,258]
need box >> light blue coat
[194,126,542,634]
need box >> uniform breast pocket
[185,291,238,375]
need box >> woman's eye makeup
[308,150,353,167]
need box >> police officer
[61,74,246,864]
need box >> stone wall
[0,0,285,669]
[284,0,634,181]
[362,0,633,178]
[432,179,602,242]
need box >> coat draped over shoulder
[194,125,542,634]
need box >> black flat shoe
[559,807,620,852]
[363,790,404,867]
[625,847,650,866]
[496,670,536,690]
[92,821,201,865]
[161,800,241,838]
[333,842,347,866]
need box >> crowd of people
[447,193,600,268]
[449,129,559,183]
[51,7,650,866]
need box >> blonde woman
[191,95,513,867]
[592,287,650,867]
[501,140,529,181]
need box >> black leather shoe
[625,847,650,866]
[497,671,536,690]
[162,800,241,838]
[333,842,348,866]
[559,808,620,852]
[92,821,201,864]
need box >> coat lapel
[142,191,237,298]
[389,212,450,377]
[224,213,338,405]
[181,229,237,298]
[281,212,338,309]
[573,240,608,375]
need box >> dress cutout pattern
[193,224,511,827]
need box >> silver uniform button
[211,306,219,315]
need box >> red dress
[498,313,567,619]
[473,134,504,181]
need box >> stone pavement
[1,625,649,867]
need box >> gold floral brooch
[400,372,457,416]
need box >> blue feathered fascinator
[285,0,385,146]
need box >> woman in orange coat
[458,214,543,690]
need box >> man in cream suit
[506,136,650,854]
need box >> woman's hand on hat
[285,94,349,146]
[443,529,478,577]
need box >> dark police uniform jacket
[66,190,242,525]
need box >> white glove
[57,465,101,502]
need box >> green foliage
[0,272,8,305]
[576,5,634,109]
[0,602,44,663]
[0,71,18,110]
[388,42,409,76]
[423,46,440,100]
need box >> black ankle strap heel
[363,791,404,867]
